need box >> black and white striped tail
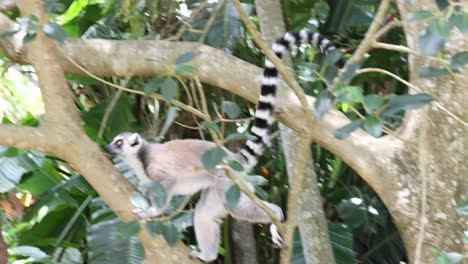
[240,30,345,170]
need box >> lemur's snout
[104,144,114,155]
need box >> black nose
[104,145,112,154]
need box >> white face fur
[104,132,142,157]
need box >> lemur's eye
[115,140,123,146]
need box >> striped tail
[239,30,345,170]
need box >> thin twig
[374,20,402,40]
[61,50,210,121]
[199,0,224,43]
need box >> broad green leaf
[161,222,179,247]
[201,121,221,133]
[9,246,48,260]
[420,67,451,78]
[221,101,241,119]
[336,199,368,230]
[363,94,384,114]
[175,64,194,76]
[161,78,178,103]
[148,182,167,209]
[43,23,67,43]
[342,62,360,82]
[451,12,468,33]
[23,32,37,44]
[435,0,449,11]
[335,85,364,103]
[407,10,433,22]
[227,160,244,171]
[225,133,256,142]
[335,120,363,139]
[226,184,241,209]
[314,90,333,119]
[363,116,382,138]
[176,51,198,65]
[380,94,433,117]
[143,77,164,95]
[451,51,468,70]
[314,1,330,23]
[2,30,20,38]
[323,49,342,67]
[116,221,141,239]
[436,252,463,264]
[201,146,226,170]
[328,223,354,264]
[455,201,468,215]
[146,220,163,237]
[419,27,445,56]
[57,0,89,25]
[428,18,452,39]
[130,192,150,210]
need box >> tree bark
[254,0,336,263]
[231,220,258,264]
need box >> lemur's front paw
[189,251,217,262]
[132,207,160,219]
[270,224,283,248]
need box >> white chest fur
[122,154,152,185]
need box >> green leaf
[226,184,241,209]
[201,121,221,133]
[116,221,141,239]
[342,62,360,82]
[436,252,463,264]
[130,192,150,210]
[451,51,468,70]
[451,12,468,33]
[161,222,179,247]
[314,1,330,23]
[335,85,364,103]
[201,146,226,170]
[227,160,244,171]
[380,94,433,117]
[323,49,342,67]
[363,94,384,113]
[455,201,468,215]
[23,32,37,44]
[335,120,363,139]
[143,77,164,94]
[314,90,333,119]
[43,0,61,13]
[9,246,48,260]
[419,27,446,56]
[221,101,241,119]
[435,0,449,11]
[363,116,382,138]
[148,182,167,209]
[176,51,198,65]
[225,133,256,142]
[428,18,452,39]
[420,67,451,78]
[56,0,89,25]
[175,64,194,76]
[2,30,20,38]
[407,10,433,22]
[161,78,178,103]
[42,22,67,44]
[146,220,164,237]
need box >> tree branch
[0,124,48,152]
[0,11,393,200]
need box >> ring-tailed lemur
[104,30,343,262]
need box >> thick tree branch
[0,11,392,200]
[0,124,49,153]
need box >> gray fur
[105,132,283,262]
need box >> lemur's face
[104,133,142,156]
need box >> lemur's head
[104,132,143,156]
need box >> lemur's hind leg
[190,188,227,262]
[228,193,284,246]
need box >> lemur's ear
[128,133,140,147]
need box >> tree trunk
[254,1,336,263]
